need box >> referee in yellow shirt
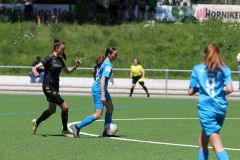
[130,59,150,97]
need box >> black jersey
[41,54,66,89]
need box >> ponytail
[95,46,117,66]
[204,44,225,71]
[62,53,67,60]
[95,55,106,67]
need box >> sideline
[67,118,240,151]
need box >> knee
[28,71,33,76]
[94,113,102,119]
[62,107,69,111]
[107,108,114,113]
[49,110,56,114]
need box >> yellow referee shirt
[130,65,144,77]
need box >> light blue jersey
[189,63,232,112]
[190,63,232,136]
[92,59,113,92]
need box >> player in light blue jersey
[188,44,233,160]
[72,47,118,138]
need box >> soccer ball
[104,122,117,135]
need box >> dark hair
[36,56,41,61]
[53,39,67,60]
[95,47,117,67]
[134,58,140,64]
[204,44,225,71]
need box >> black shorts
[132,75,144,85]
[43,85,64,106]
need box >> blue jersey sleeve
[189,67,198,88]
[222,66,232,85]
[102,63,112,78]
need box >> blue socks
[76,112,112,130]
[216,150,229,160]
[77,114,96,129]
[198,150,229,160]
[198,150,209,160]
[105,112,112,125]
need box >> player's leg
[209,132,229,160]
[102,91,117,137]
[38,71,45,83]
[210,112,228,160]
[140,83,149,97]
[198,130,209,160]
[28,71,36,83]
[104,91,113,125]
[72,93,103,138]
[32,102,56,134]
[59,101,73,137]
[130,83,136,96]
[130,77,137,96]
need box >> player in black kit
[31,39,81,137]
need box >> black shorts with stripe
[43,85,64,106]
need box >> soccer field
[1,94,239,160]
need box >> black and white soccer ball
[104,122,117,135]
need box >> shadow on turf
[41,134,63,137]
[39,134,125,138]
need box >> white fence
[0,66,239,97]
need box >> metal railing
[0,66,239,97]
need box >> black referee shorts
[132,75,144,85]
[43,85,64,106]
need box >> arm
[92,68,96,81]
[236,53,240,62]
[188,86,199,96]
[140,66,145,77]
[237,58,240,62]
[110,73,114,84]
[225,84,233,95]
[101,76,106,102]
[142,70,145,78]
[63,60,81,74]
[32,62,44,77]
[130,71,133,78]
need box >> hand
[34,71,39,77]
[75,59,81,67]
[101,96,106,102]
[142,75,144,78]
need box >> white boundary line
[67,118,240,151]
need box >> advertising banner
[154,5,190,21]
[192,5,240,22]
[0,4,69,17]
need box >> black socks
[61,109,68,131]
[36,109,51,126]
